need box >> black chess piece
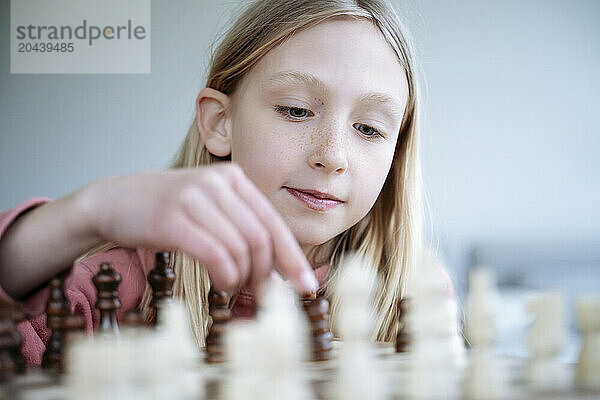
[396,297,410,353]
[0,301,21,382]
[122,309,146,328]
[205,288,231,363]
[147,251,175,326]
[93,263,121,335]
[41,271,85,373]
[301,292,334,361]
[9,303,26,374]
[42,274,71,371]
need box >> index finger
[225,167,318,294]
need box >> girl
[0,0,452,366]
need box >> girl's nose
[307,129,349,175]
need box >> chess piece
[0,301,22,381]
[576,297,600,391]
[396,298,411,352]
[526,293,571,392]
[93,262,121,335]
[222,321,261,400]
[147,251,175,326]
[8,302,25,375]
[223,275,313,400]
[330,253,385,400]
[122,309,146,327]
[66,301,203,400]
[206,288,231,363]
[42,271,85,373]
[42,273,71,371]
[462,268,509,400]
[405,259,464,400]
[301,293,334,361]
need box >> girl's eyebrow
[262,70,329,96]
[262,70,404,122]
[357,93,404,125]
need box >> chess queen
[0,0,455,365]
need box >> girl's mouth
[284,187,343,211]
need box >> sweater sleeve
[0,198,147,367]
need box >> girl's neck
[301,242,334,270]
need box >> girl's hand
[79,163,317,294]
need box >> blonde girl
[0,0,430,363]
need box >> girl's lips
[285,187,343,211]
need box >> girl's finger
[179,186,251,288]
[225,166,318,293]
[208,180,273,291]
[165,214,240,291]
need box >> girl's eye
[275,105,314,120]
[353,123,382,139]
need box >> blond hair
[136,0,422,348]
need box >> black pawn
[42,274,70,371]
[93,263,121,335]
[205,288,231,363]
[0,301,22,381]
[396,298,411,353]
[301,293,334,361]
[122,309,146,328]
[9,303,26,374]
[147,251,175,326]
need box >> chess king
[0,0,456,367]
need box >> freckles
[283,126,311,160]
[310,125,336,153]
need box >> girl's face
[229,17,408,253]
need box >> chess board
[2,343,596,400]
[1,252,598,400]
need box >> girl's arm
[0,164,318,300]
[0,190,102,299]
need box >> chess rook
[206,288,231,363]
[301,293,334,361]
[147,251,175,326]
[93,262,122,335]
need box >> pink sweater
[0,198,453,367]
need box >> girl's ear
[195,88,233,157]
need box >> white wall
[1,1,599,287]
[406,0,600,288]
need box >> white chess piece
[576,297,600,391]
[462,268,510,400]
[526,292,571,392]
[155,300,204,399]
[256,276,313,400]
[330,253,386,400]
[404,256,463,400]
[66,301,203,400]
[223,276,313,400]
[222,320,263,400]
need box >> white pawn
[576,296,600,391]
[155,300,204,399]
[526,292,571,392]
[256,275,314,400]
[330,253,386,400]
[462,268,510,400]
[405,256,464,400]
[222,320,262,400]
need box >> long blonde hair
[93,0,422,348]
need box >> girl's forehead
[244,18,407,107]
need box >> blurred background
[1,0,599,360]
